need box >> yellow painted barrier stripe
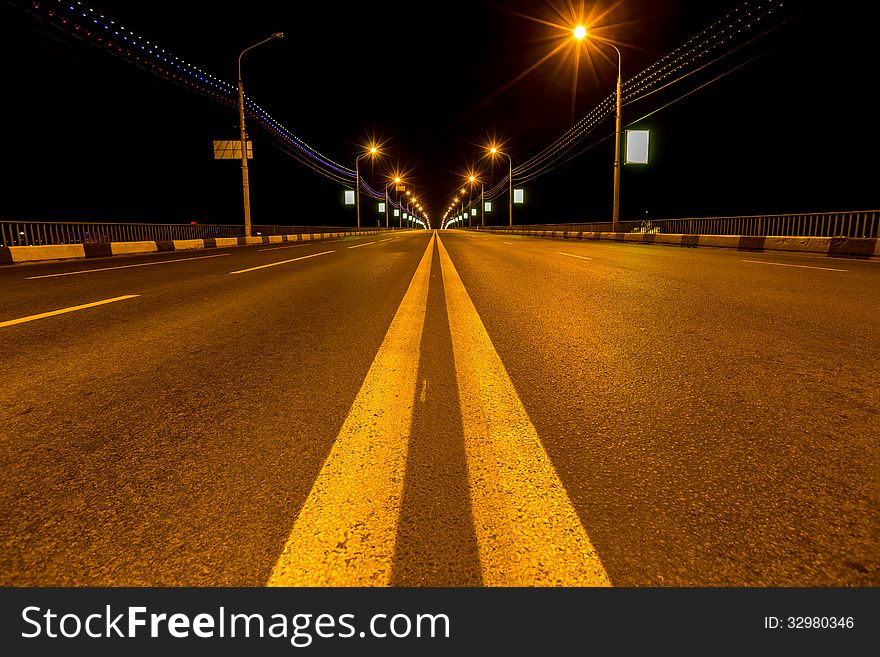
[268,234,436,586]
[229,250,334,275]
[436,235,610,586]
[0,295,140,329]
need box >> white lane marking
[0,295,140,329]
[558,252,593,261]
[502,241,515,245]
[268,234,436,586]
[741,259,847,272]
[25,253,231,279]
[347,241,376,249]
[379,238,394,242]
[436,235,610,586]
[229,250,334,275]
[258,244,306,251]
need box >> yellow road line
[558,252,593,261]
[0,295,140,329]
[229,250,334,275]
[25,253,230,279]
[741,259,847,272]
[437,235,610,586]
[347,241,376,249]
[267,234,436,586]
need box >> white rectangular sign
[625,130,650,164]
[513,189,524,204]
[344,190,355,206]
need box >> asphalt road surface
[1,230,877,586]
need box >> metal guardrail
[4,211,877,247]
[482,210,879,239]
[0,221,378,247]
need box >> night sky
[1,0,876,228]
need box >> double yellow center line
[268,234,609,587]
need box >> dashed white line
[379,238,394,242]
[502,241,515,245]
[258,244,306,251]
[25,253,231,279]
[347,242,376,249]
[0,295,140,329]
[558,252,593,261]
[741,259,847,272]
[229,250,335,274]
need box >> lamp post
[489,146,513,226]
[237,32,284,237]
[355,146,379,229]
[575,26,622,231]
[384,176,401,229]
[468,175,484,227]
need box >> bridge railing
[0,221,377,247]
[479,210,879,239]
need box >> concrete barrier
[477,229,879,259]
[171,239,204,251]
[111,241,158,255]
[0,229,393,265]
[5,244,86,262]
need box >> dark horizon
[1,0,876,228]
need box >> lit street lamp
[384,176,402,229]
[355,146,379,228]
[575,25,622,231]
[488,146,513,226]
[468,175,484,227]
[237,32,284,237]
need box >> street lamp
[488,146,513,226]
[468,175,484,227]
[237,32,284,237]
[575,25,622,231]
[410,197,419,227]
[384,176,402,229]
[355,146,379,229]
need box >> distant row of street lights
[442,145,510,230]
[353,146,428,229]
[444,24,623,232]
[238,23,622,236]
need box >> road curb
[477,229,880,259]
[0,230,391,265]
